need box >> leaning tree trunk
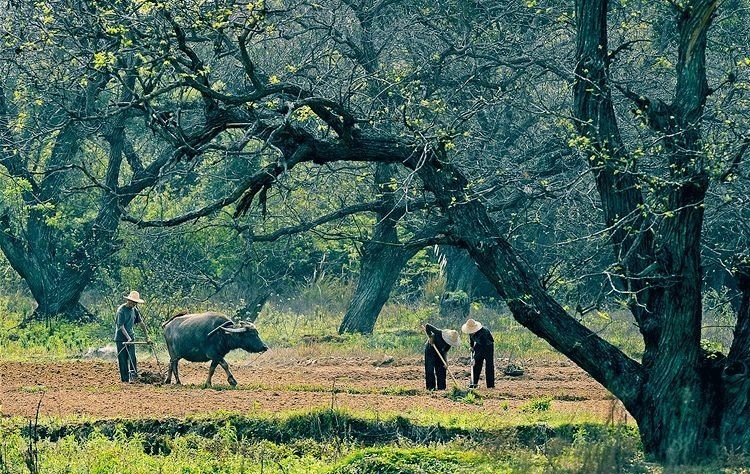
[218,0,736,460]
[339,163,414,334]
[438,246,477,324]
[338,240,419,334]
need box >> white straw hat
[123,290,145,304]
[441,329,461,347]
[461,318,482,334]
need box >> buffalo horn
[222,326,247,334]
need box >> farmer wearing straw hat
[462,318,495,388]
[114,290,151,383]
[424,323,461,390]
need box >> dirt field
[0,349,624,423]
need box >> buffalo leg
[164,359,174,384]
[172,359,182,385]
[205,360,219,387]
[219,359,237,386]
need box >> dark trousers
[424,345,447,390]
[471,344,495,388]
[116,341,137,382]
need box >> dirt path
[0,350,622,422]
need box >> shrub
[331,447,479,474]
[521,396,552,413]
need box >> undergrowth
[0,410,653,474]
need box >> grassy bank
[0,410,646,473]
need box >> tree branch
[220,117,649,410]
[414,157,645,413]
[719,135,750,183]
[614,83,675,134]
[728,257,750,362]
[0,85,39,191]
[245,201,397,242]
[0,214,35,282]
[122,135,145,176]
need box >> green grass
[331,447,507,474]
[0,406,626,444]
[0,288,746,472]
[521,396,553,413]
[0,292,651,363]
[0,410,649,474]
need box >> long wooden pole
[430,342,461,388]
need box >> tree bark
[0,67,229,321]
[338,240,419,334]
[179,0,741,459]
[573,0,726,462]
[438,246,477,324]
[573,0,660,361]
[414,157,646,416]
[721,260,750,452]
[234,292,270,323]
[339,163,417,334]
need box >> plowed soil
[0,349,624,423]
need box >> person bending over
[424,323,461,390]
[462,318,494,388]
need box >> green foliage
[446,387,483,405]
[700,288,738,352]
[395,249,442,299]
[540,426,647,474]
[0,412,655,474]
[331,447,490,474]
[575,310,645,360]
[0,321,102,360]
[0,290,646,363]
[521,396,553,414]
[0,295,105,360]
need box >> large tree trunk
[0,77,134,322]
[721,261,750,452]
[339,163,416,334]
[216,0,739,460]
[338,240,418,334]
[438,246,476,323]
[414,157,645,410]
[569,0,725,462]
[338,160,445,334]
[636,198,715,461]
[32,298,92,322]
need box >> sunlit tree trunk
[339,163,415,334]
[338,238,419,334]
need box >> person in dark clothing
[424,324,461,390]
[462,318,495,388]
[114,290,151,382]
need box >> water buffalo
[162,312,268,387]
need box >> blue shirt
[114,304,141,341]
